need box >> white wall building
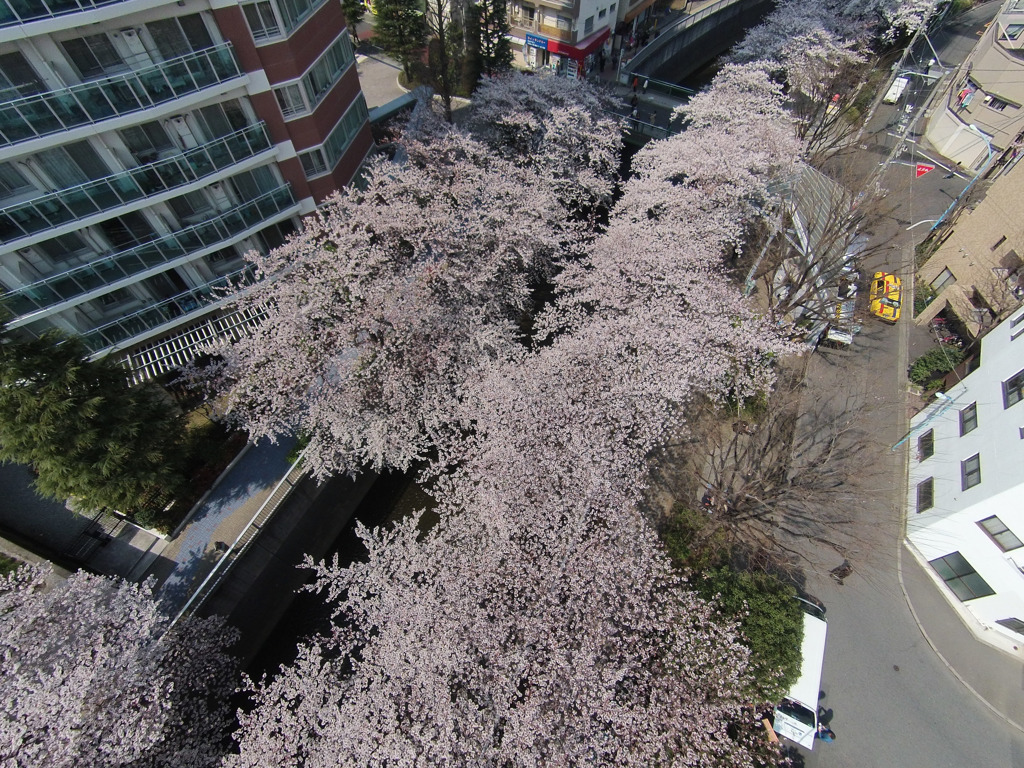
[907,306,1024,650]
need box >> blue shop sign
[526,33,548,49]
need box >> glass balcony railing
[79,263,259,353]
[0,123,272,245]
[0,0,129,27]
[2,184,296,319]
[0,43,242,148]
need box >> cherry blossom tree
[201,137,568,479]
[0,565,238,768]
[227,498,780,767]
[224,57,806,767]
[463,71,623,216]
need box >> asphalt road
[793,4,1024,765]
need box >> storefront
[521,27,611,78]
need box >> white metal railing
[169,447,308,628]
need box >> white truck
[772,598,828,750]
[883,75,910,104]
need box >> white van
[883,76,910,104]
[772,598,828,750]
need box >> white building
[907,306,1024,650]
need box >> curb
[168,439,254,541]
[896,541,1024,735]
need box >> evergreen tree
[470,0,512,80]
[374,0,426,82]
[425,0,460,121]
[0,327,187,516]
[341,0,366,43]
[461,4,483,93]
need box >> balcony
[0,123,272,246]
[0,43,243,148]
[3,184,296,321]
[79,263,258,353]
[511,17,574,42]
[0,0,129,26]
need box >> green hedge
[909,346,964,388]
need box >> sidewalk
[901,542,1024,733]
[137,437,295,614]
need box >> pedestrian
[642,78,649,94]
[630,93,639,110]
[815,724,835,743]
[632,75,638,92]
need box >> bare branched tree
[648,357,900,578]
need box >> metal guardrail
[170,448,308,628]
[620,0,743,81]
[4,185,295,321]
[0,0,127,26]
[0,123,272,245]
[0,43,243,147]
[79,263,258,352]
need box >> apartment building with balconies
[0,0,373,381]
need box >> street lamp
[929,124,997,233]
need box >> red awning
[547,26,610,61]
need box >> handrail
[0,0,128,26]
[3,185,295,321]
[169,449,308,628]
[622,0,745,79]
[80,263,259,352]
[0,43,242,147]
[0,123,272,242]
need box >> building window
[99,288,130,306]
[609,3,615,12]
[302,34,355,107]
[275,0,328,32]
[61,34,125,79]
[0,161,33,201]
[584,15,594,33]
[322,96,368,169]
[916,477,934,512]
[146,14,214,60]
[959,402,978,435]
[1004,368,1024,408]
[988,96,1018,112]
[0,51,44,98]
[978,515,1024,551]
[918,429,934,460]
[244,1,283,40]
[961,453,981,490]
[555,15,571,30]
[299,148,328,178]
[275,83,307,117]
[931,268,957,293]
[996,617,1024,635]
[598,8,606,18]
[929,552,994,601]
[1003,23,1024,40]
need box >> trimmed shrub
[909,346,964,387]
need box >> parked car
[869,271,902,323]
